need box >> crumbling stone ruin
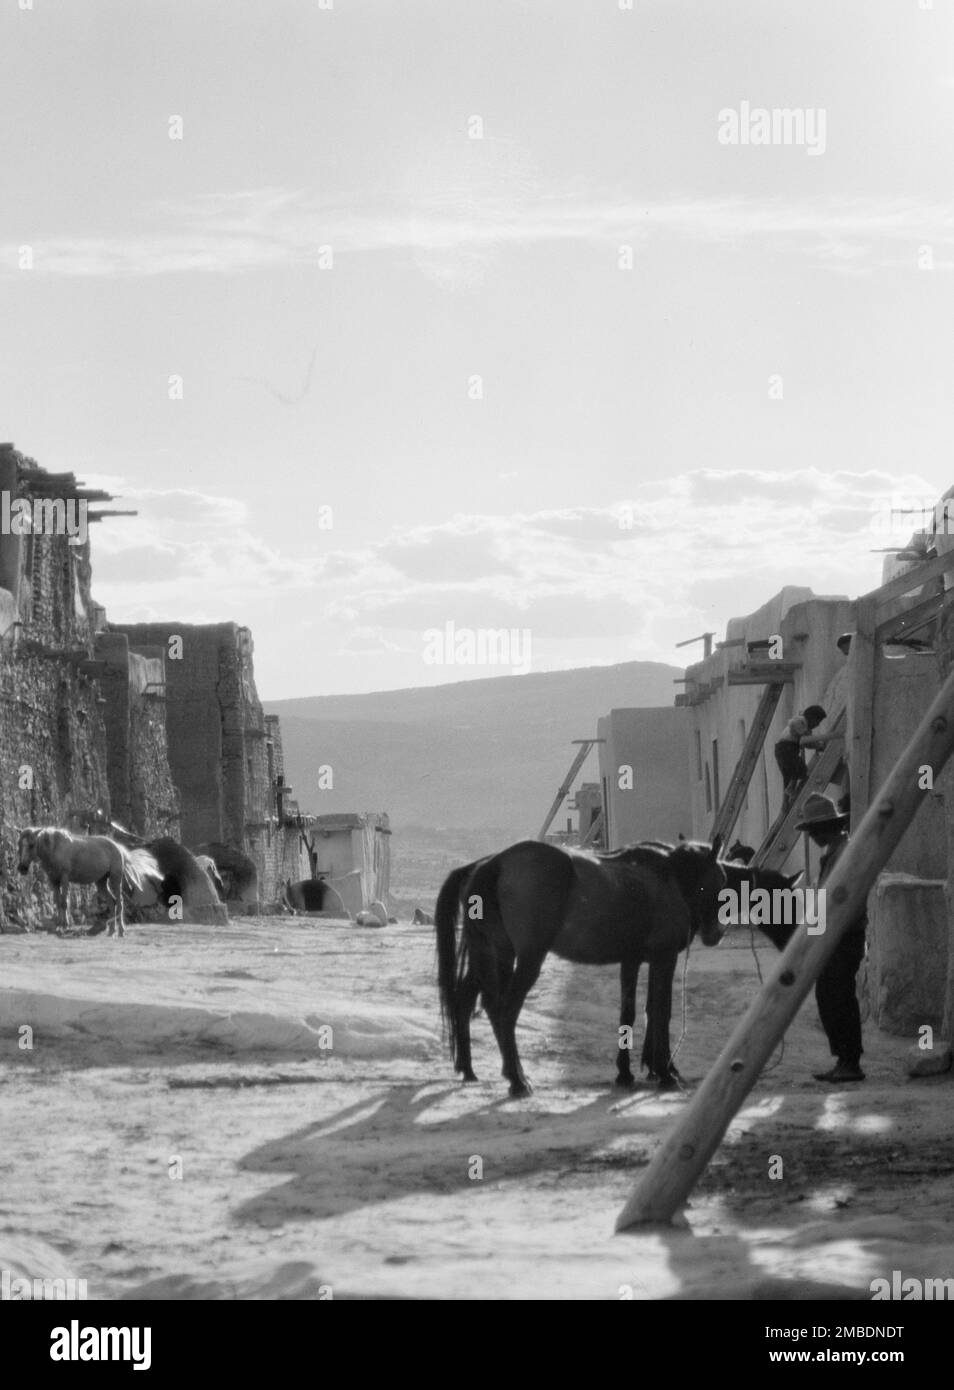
[0,443,308,930]
[113,621,311,908]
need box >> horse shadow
[233,1082,639,1230]
[233,1075,891,1298]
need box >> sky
[2,0,954,698]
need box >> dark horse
[720,860,802,951]
[435,836,725,1098]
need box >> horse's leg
[99,873,118,937]
[58,877,71,931]
[111,867,125,938]
[100,877,113,936]
[640,964,656,1077]
[616,956,640,1088]
[495,951,547,1098]
[469,936,513,1083]
[455,966,481,1082]
[641,954,681,1089]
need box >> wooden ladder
[751,707,846,872]
[579,808,604,849]
[537,739,603,840]
[710,682,784,846]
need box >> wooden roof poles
[616,659,954,1230]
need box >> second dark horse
[435,837,726,1098]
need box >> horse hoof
[656,1069,684,1091]
[460,1070,479,1083]
[508,1080,532,1099]
[614,1073,636,1090]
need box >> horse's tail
[435,860,479,1068]
[122,847,163,893]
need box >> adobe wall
[686,590,853,856]
[682,567,954,1041]
[256,716,311,903]
[115,621,284,900]
[857,563,952,1035]
[597,707,691,847]
[115,622,234,848]
[126,646,180,837]
[94,632,178,839]
[0,447,298,925]
[0,448,112,929]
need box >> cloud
[8,187,954,280]
[89,467,943,669]
[88,484,325,620]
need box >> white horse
[17,827,162,937]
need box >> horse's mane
[20,826,117,841]
[19,825,80,846]
[597,840,674,870]
[596,839,726,906]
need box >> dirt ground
[2,917,953,1301]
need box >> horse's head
[670,837,727,946]
[16,827,40,874]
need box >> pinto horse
[435,836,725,1097]
[17,827,162,937]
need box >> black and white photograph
[2,0,953,1346]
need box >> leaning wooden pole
[616,663,954,1230]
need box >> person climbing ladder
[774,704,830,811]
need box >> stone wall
[0,448,113,928]
[95,631,180,839]
[115,621,286,902]
[0,446,303,926]
[257,715,310,902]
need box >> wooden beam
[677,632,716,658]
[615,660,954,1229]
[875,588,954,646]
[710,683,784,847]
[538,740,603,841]
[751,714,845,872]
[727,666,797,686]
[849,597,877,829]
[861,548,954,609]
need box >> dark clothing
[815,834,866,1064]
[774,739,807,788]
[816,928,866,1064]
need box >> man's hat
[795,792,849,831]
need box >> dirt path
[2,920,953,1300]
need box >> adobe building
[681,523,954,1047]
[113,621,311,908]
[94,631,179,838]
[0,445,178,928]
[299,812,392,919]
[0,443,315,927]
[572,782,604,846]
[681,586,853,857]
[596,707,692,848]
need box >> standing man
[774,704,829,810]
[795,793,866,1083]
